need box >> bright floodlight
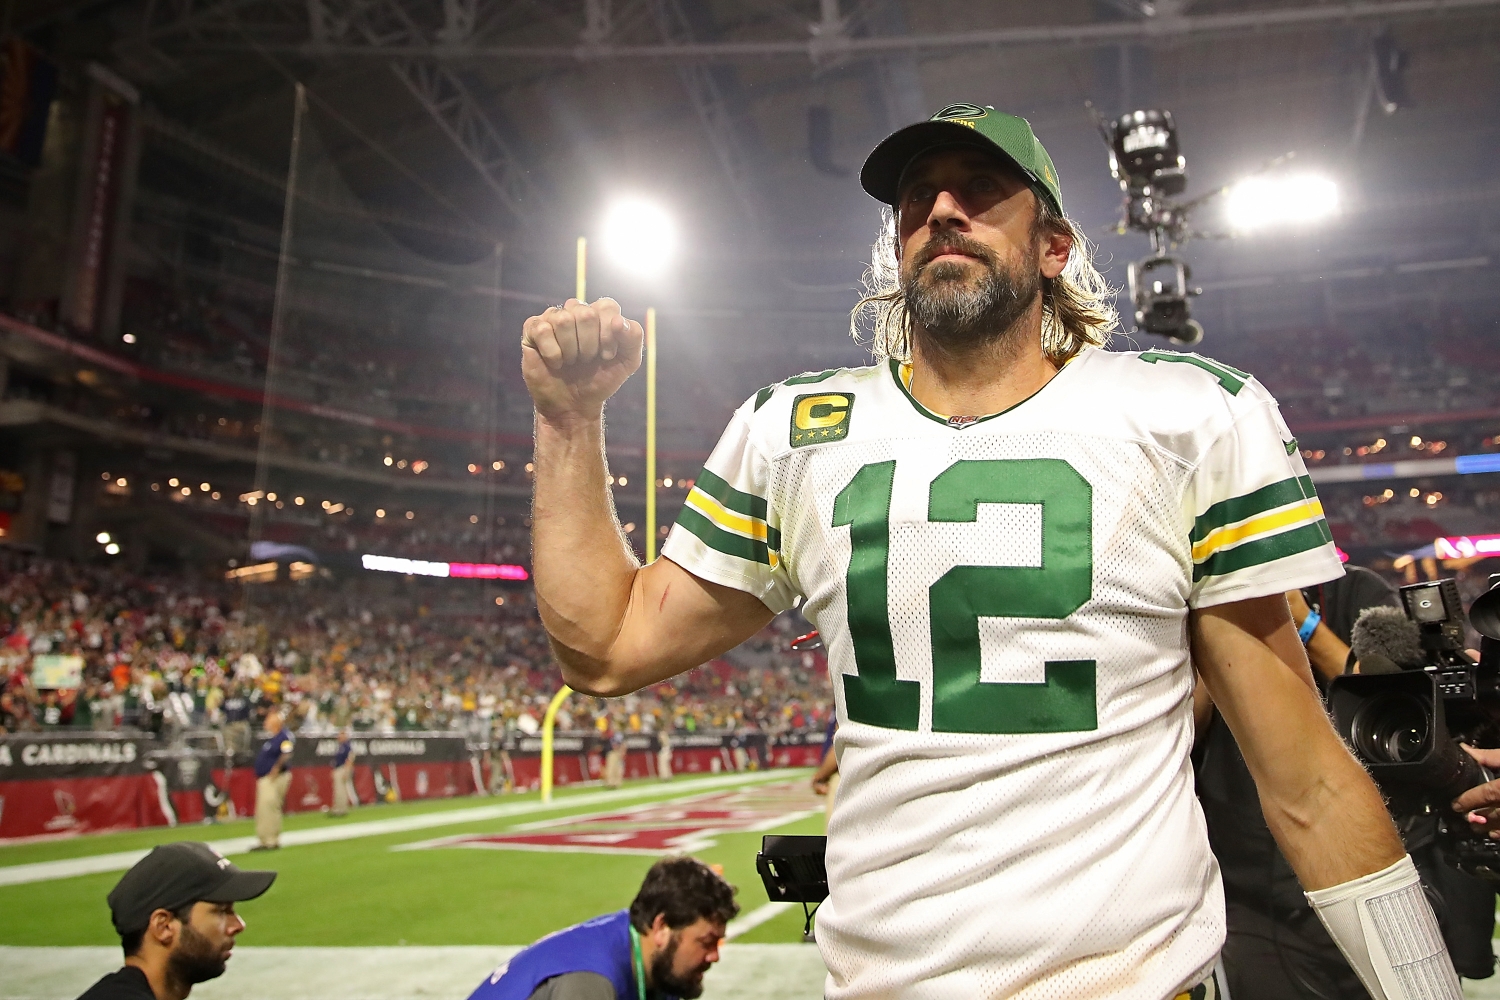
[1226,174,1340,232]
[601,197,677,278]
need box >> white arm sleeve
[1304,855,1462,1000]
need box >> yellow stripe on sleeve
[685,487,769,543]
[1191,498,1325,563]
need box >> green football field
[0,770,823,949]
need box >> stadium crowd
[0,549,831,741]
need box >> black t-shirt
[1196,566,1399,913]
[76,965,156,1000]
[1301,565,1403,673]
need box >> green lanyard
[628,925,647,1000]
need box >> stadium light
[600,197,677,278]
[1225,173,1340,232]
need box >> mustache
[911,232,999,273]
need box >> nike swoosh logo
[1284,438,1299,455]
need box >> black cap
[107,842,276,934]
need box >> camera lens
[1350,693,1431,764]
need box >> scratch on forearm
[659,583,671,613]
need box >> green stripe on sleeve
[694,468,769,521]
[754,385,775,411]
[1192,520,1334,583]
[676,506,773,566]
[783,368,840,386]
[1191,475,1317,544]
[1140,351,1248,395]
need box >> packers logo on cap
[791,392,853,448]
[933,103,988,122]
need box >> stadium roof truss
[129,0,1500,62]
[117,0,548,229]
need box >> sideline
[0,771,791,888]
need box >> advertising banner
[0,38,58,168]
[30,654,84,689]
[0,734,169,839]
[495,730,821,791]
[61,65,139,339]
[0,729,817,840]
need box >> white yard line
[0,771,793,887]
[726,901,797,940]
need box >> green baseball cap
[860,103,1064,215]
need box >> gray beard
[902,258,1040,353]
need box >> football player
[521,104,1459,999]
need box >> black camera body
[1328,577,1500,879]
[756,835,828,904]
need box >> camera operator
[465,856,736,1000]
[1196,566,1399,998]
[1444,745,1500,978]
[1200,566,1500,995]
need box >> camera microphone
[1350,606,1425,675]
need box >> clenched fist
[522,297,644,425]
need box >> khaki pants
[604,748,625,788]
[331,762,355,815]
[255,772,291,846]
[824,772,839,828]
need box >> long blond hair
[851,198,1118,364]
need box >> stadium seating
[0,550,831,740]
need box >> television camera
[1092,107,1292,348]
[1328,575,1500,880]
[757,834,828,935]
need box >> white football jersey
[661,348,1342,1000]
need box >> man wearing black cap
[77,842,276,1000]
[519,103,1460,998]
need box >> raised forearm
[531,414,642,691]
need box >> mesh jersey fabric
[661,348,1344,999]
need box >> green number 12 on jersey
[833,458,1097,735]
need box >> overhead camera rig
[1091,107,1303,347]
[1094,108,1215,346]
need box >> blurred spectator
[0,550,833,743]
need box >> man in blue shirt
[221,686,251,757]
[330,729,356,817]
[467,857,737,1000]
[251,710,293,851]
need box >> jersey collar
[889,353,1080,429]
